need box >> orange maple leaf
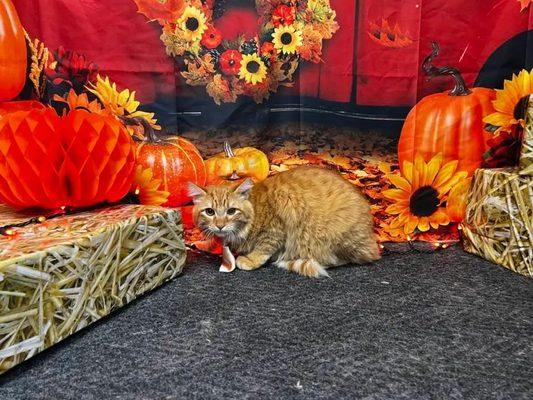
[368,19,413,48]
[132,0,185,24]
[518,0,533,11]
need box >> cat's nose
[215,223,225,230]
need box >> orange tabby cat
[188,166,381,278]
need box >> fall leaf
[132,0,186,24]
[368,19,413,48]
[182,56,216,86]
[518,0,532,11]
[206,74,238,105]
[53,89,106,114]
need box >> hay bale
[521,94,533,175]
[461,168,533,277]
[0,205,186,374]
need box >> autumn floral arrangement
[133,0,339,104]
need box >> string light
[38,216,46,223]
[4,229,15,236]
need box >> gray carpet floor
[0,247,532,399]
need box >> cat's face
[188,179,255,242]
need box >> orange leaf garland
[132,0,186,23]
[368,19,413,48]
[518,0,533,11]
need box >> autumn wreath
[133,0,339,104]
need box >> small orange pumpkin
[0,0,27,101]
[398,42,496,176]
[135,128,206,207]
[205,142,269,184]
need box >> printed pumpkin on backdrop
[398,42,496,176]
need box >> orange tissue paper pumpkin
[398,42,496,176]
[135,128,206,207]
[0,106,136,209]
[0,0,27,101]
[205,142,269,185]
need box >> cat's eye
[204,208,215,216]
[227,208,237,216]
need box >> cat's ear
[188,182,206,203]
[234,178,254,198]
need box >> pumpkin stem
[120,116,160,143]
[422,42,472,96]
[223,141,236,158]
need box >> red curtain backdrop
[15,0,533,107]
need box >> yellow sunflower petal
[386,200,410,215]
[388,174,412,193]
[430,208,450,226]
[424,153,443,186]
[383,189,410,202]
[413,154,426,188]
[437,171,469,198]
[404,215,419,235]
[483,112,515,128]
[402,160,414,183]
[418,217,430,232]
[433,159,459,189]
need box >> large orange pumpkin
[398,43,496,176]
[205,142,269,184]
[0,0,27,101]
[135,129,206,207]
[0,107,136,209]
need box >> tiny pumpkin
[398,42,496,176]
[135,124,206,207]
[0,0,27,101]
[205,142,269,184]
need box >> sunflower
[239,53,268,85]
[483,69,533,132]
[383,153,468,234]
[272,25,303,55]
[177,6,207,42]
[87,75,160,129]
[132,166,170,206]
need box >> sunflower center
[186,17,199,31]
[281,32,293,45]
[246,61,260,73]
[409,186,440,217]
[514,96,529,121]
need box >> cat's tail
[276,259,329,278]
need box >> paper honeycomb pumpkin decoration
[135,132,206,207]
[0,107,136,209]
